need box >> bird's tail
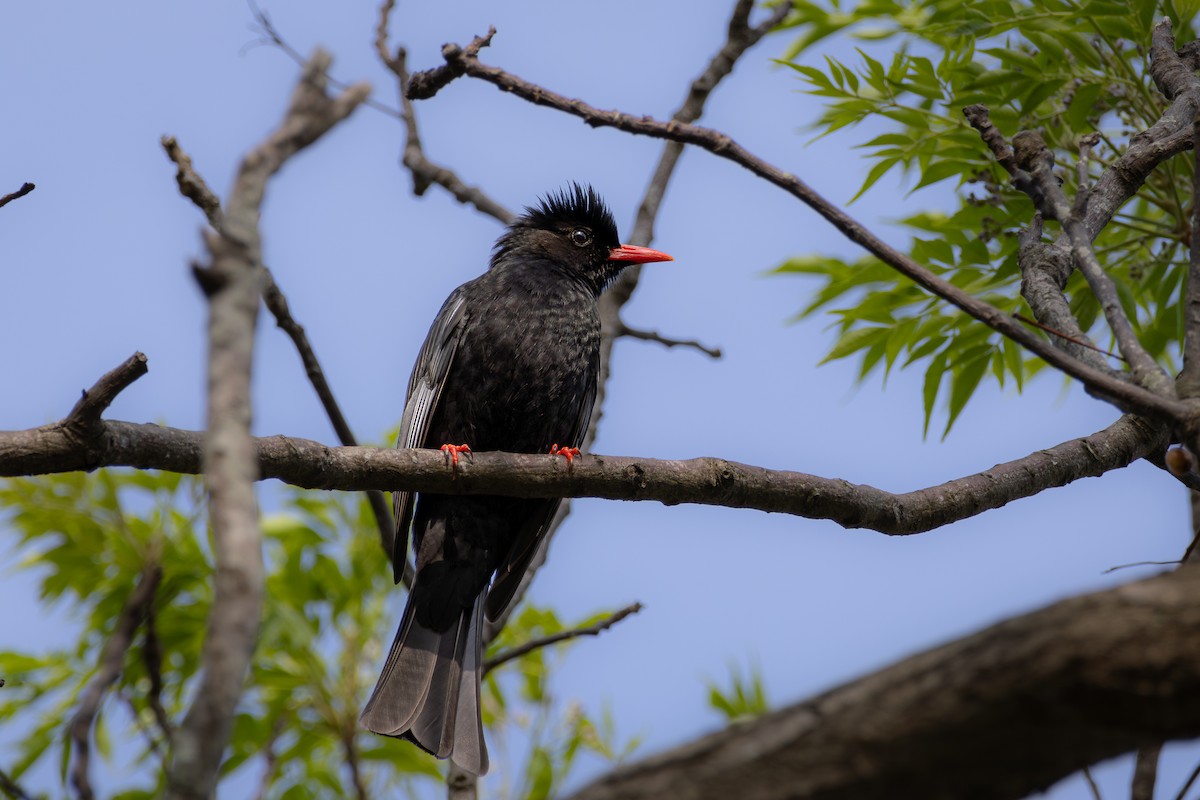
[360,585,488,775]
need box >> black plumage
[360,185,673,774]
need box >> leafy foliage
[774,0,1197,434]
[707,662,769,723]
[0,470,637,797]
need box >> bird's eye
[570,228,592,247]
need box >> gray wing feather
[392,289,470,582]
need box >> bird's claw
[440,443,472,467]
[549,444,581,466]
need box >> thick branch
[1010,129,1172,395]
[564,568,1200,800]
[484,602,643,676]
[0,379,1169,535]
[69,566,162,800]
[166,51,368,800]
[407,34,1187,422]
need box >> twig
[615,323,723,359]
[247,0,401,121]
[166,49,368,800]
[405,28,497,101]
[0,765,34,800]
[1102,560,1183,574]
[1175,752,1200,800]
[406,33,1188,423]
[1081,765,1103,800]
[259,269,408,579]
[0,182,35,209]
[142,589,174,746]
[373,1,513,221]
[341,732,369,800]
[162,137,222,226]
[1012,314,1125,362]
[70,566,162,800]
[66,352,149,429]
[484,602,643,676]
[1132,743,1161,800]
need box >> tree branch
[0,766,33,800]
[484,602,643,676]
[162,134,407,584]
[0,359,1170,535]
[1009,128,1172,395]
[405,31,1188,423]
[485,0,787,645]
[69,566,162,800]
[1131,743,1161,800]
[166,50,368,800]
[564,568,1200,800]
[373,2,513,222]
[613,322,723,359]
[0,182,35,209]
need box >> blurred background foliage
[0,469,651,798]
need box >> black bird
[360,185,673,774]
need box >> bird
[360,184,673,775]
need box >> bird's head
[492,184,673,294]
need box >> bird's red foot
[440,443,472,467]
[549,444,581,465]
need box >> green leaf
[944,347,993,438]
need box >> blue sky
[1,1,1192,797]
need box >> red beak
[608,243,674,264]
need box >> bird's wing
[485,373,597,621]
[393,288,470,583]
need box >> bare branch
[0,182,35,209]
[1012,313,1124,362]
[70,566,162,800]
[1082,766,1103,800]
[66,352,149,429]
[166,50,368,800]
[373,4,513,222]
[163,134,407,583]
[614,323,723,359]
[484,602,643,676]
[405,28,496,101]
[1132,744,1161,800]
[162,137,222,226]
[0,366,1171,536]
[564,568,1200,800]
[248,1,400,121]
[1010,128,1173,395]
[1174,754,1200,800]
[142,588,173,747]
[406,34,1187,422]
[0,766,33,800]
